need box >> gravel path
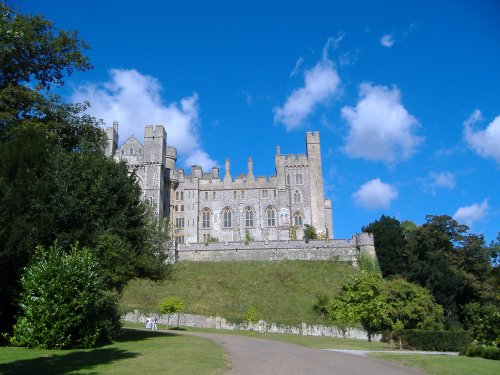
[180,331,425,375]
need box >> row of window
[175,188,296,201]
[201,207,304,229]
[174,189,302,210]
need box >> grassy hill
[120,260,357,325]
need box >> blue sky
[15,0,500,242]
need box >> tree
[327,270,389,341]
[12,244,120,349]
[303,224,317,242]
[0,4,171,336]
[244,306,261,336]
[382,278,444,330]
[362,215,408,278]
[158,296,185,329]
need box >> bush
[158,296,185,328]
[390,329,472,352]
[462,344,500,360]
[12,245,121,349]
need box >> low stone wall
[176,236,366,262]
[122,310,380,341]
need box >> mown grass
[120,260,356,325]
[371,353,500,375]
[0,328,228,375]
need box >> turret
[105,121,119,157]
[224,158,232,185]
[306,131,326,235]
[275,146,286,189]
[247,157,255,181]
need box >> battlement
[145,125,166,138]
[284,153,308,167]
[306,131,320,144]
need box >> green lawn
[371,353,500,375]
[120,260,356,325]
[0,328,228,375]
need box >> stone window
[241,190,244,198]
[176,191,180,200]
[262,189,268,198]
[176,235,184,244]
[233,191,237,199]
[296,174,303,185]
[286,173,291,185]
[175,205,178,212]
[293,213,303,226]
[274,189,277,198]
[244,207,254,228]
[175,217,184,228]
[213,192,216,199]
[266,206,276,227]
[130,148,133,155]
[223,207,232,228]
[180,191,184,200]
[181,205,184,212]
[205,191,209,200]
[202,208,211,229]
[294,190,301,203]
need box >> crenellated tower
[143,125,166,217]
[306,131,327,237]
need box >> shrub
[158,296,185,328]
[303,225,317,242]
[390,329,472,352]
[462,344,500,360]
[244,306,261,335]
[12,245,121,349]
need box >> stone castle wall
[174,233,374,262]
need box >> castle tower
[105,121,119,157]
[143,125,166,217]
[275,146,286,190]
[306,131,327,236]
[164,146,178,222]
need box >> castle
[105,123,334,244]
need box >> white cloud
[421,171,456,195]
[463,110,500,163]
[380,34,395,47]
[274,39,341,130]
[453,199,489,227]
[72,69,216,170]
[290,57,303,77]
[342,83,423,163]
[352,178,398,210]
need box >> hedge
[461,344,500,361]
[390,329,472,352]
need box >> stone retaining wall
[175,233,375,262]
[122,310,380,341]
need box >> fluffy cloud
[71,69,216,170]
[274,39,341,130]
[352,178,398,210]
[453,199,489,227]
[380,34,395,47]
[463,110,500,164]
[342,83,423,163]
[421,171,456,195]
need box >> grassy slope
[0,329,227,375]
[120,260,356,325]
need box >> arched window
[296,174,303,185]
[181,205,184,212]
[244,207,254,228]
[266,206,276,227]
[223,207,232,228]
[175,205,178,212]
[202,208,211,228]
[205,191,209,200]
[130,148,133,155]
[294,190,301,203]
[286,173,291,185]
[180,191,184,200]
[294,212,303,226]
[175,191,179,200]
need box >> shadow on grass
[115,327,181,342]
[0,347,137,375]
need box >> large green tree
[0,4,170,335]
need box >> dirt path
[181,331,424,375]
